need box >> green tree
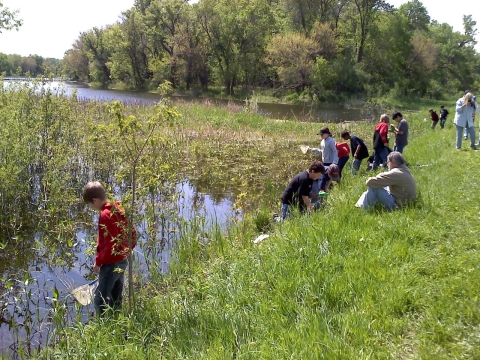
[352,0,393,63]
[264,32,317,90]
[171,6,210,90]
[143,0,190,88]
[398,0,430,32]
[0,2,22,32]
[61,39,90,81]
[0,52,12,75]
[197,0,274,94]
[81,27,112,85]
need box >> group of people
[274,112,417,221]
[428,106,449,129]
[429,91,480,150]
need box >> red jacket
[336,142,350,158]
[96,202,136,266]
[374,122,389,145]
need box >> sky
[0,0,478,59]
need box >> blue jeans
[94,258,128,315]
[352,158,363,174]
[440,118,446,128]
[281,203,290,220]
[356,187,396,211]
[393,145,405,153]
[456,124,476,149]
[310,179,324,209]
[337,156,349,178]
[372,147,388,170]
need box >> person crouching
[274,161,325,221]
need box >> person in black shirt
[275,160,325,221]
[439,105,449,129]
[341,130,369,174]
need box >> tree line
[0,53,61,77]
[10,0,480,100]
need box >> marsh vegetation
[1,79,479,359]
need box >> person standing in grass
[439,105,449,129]
[371,114,390,170]
[335,141,350,179]
[314,127,338,166]
[355,152,416,210]
[454,92,477,150]
[83,181,137,315]
[341,130,369,174]
[275,161,325,221]
[429,108,439,129]
[390,112,408,154]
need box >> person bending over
[275,161,325,221]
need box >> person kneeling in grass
[274,160,325,221]
[310,164,340,209]
[355,152,416,211]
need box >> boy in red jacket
[83,181,136,315]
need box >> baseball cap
[340,130,350,137]
[317,127,331,136]
[327,164,340,181]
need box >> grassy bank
[33,102,480,359]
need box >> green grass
[34,103,480,359]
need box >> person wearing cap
[355,152,416,211]
[309,163,340,209]
[390,112,408,154]
[341,130,369,174]
[319,164,340,192]
[275,160,325,221]
[371,114,390,170]
[313,127,338,166]
[454,92,477,150]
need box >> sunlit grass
[29,98,480,360]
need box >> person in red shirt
[83,181,136,315]
[335,141,350,179]
[371,114,390,170]
[429,108,439,129]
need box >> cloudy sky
[1,0,478,59]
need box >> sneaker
[471,145,478,150]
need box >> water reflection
[3,80,361,122]
[0,179,239,357]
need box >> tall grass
[26,102,480,360]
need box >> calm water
[0,178,239,357]
[0,79,355,356]
[3,80,361,122]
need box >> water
[0,79,350,356]
[0,179,240,357]
[3,80,361,123]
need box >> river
[4,80,362,123]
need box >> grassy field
[0,82,472,359]
[26,98,480,360]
